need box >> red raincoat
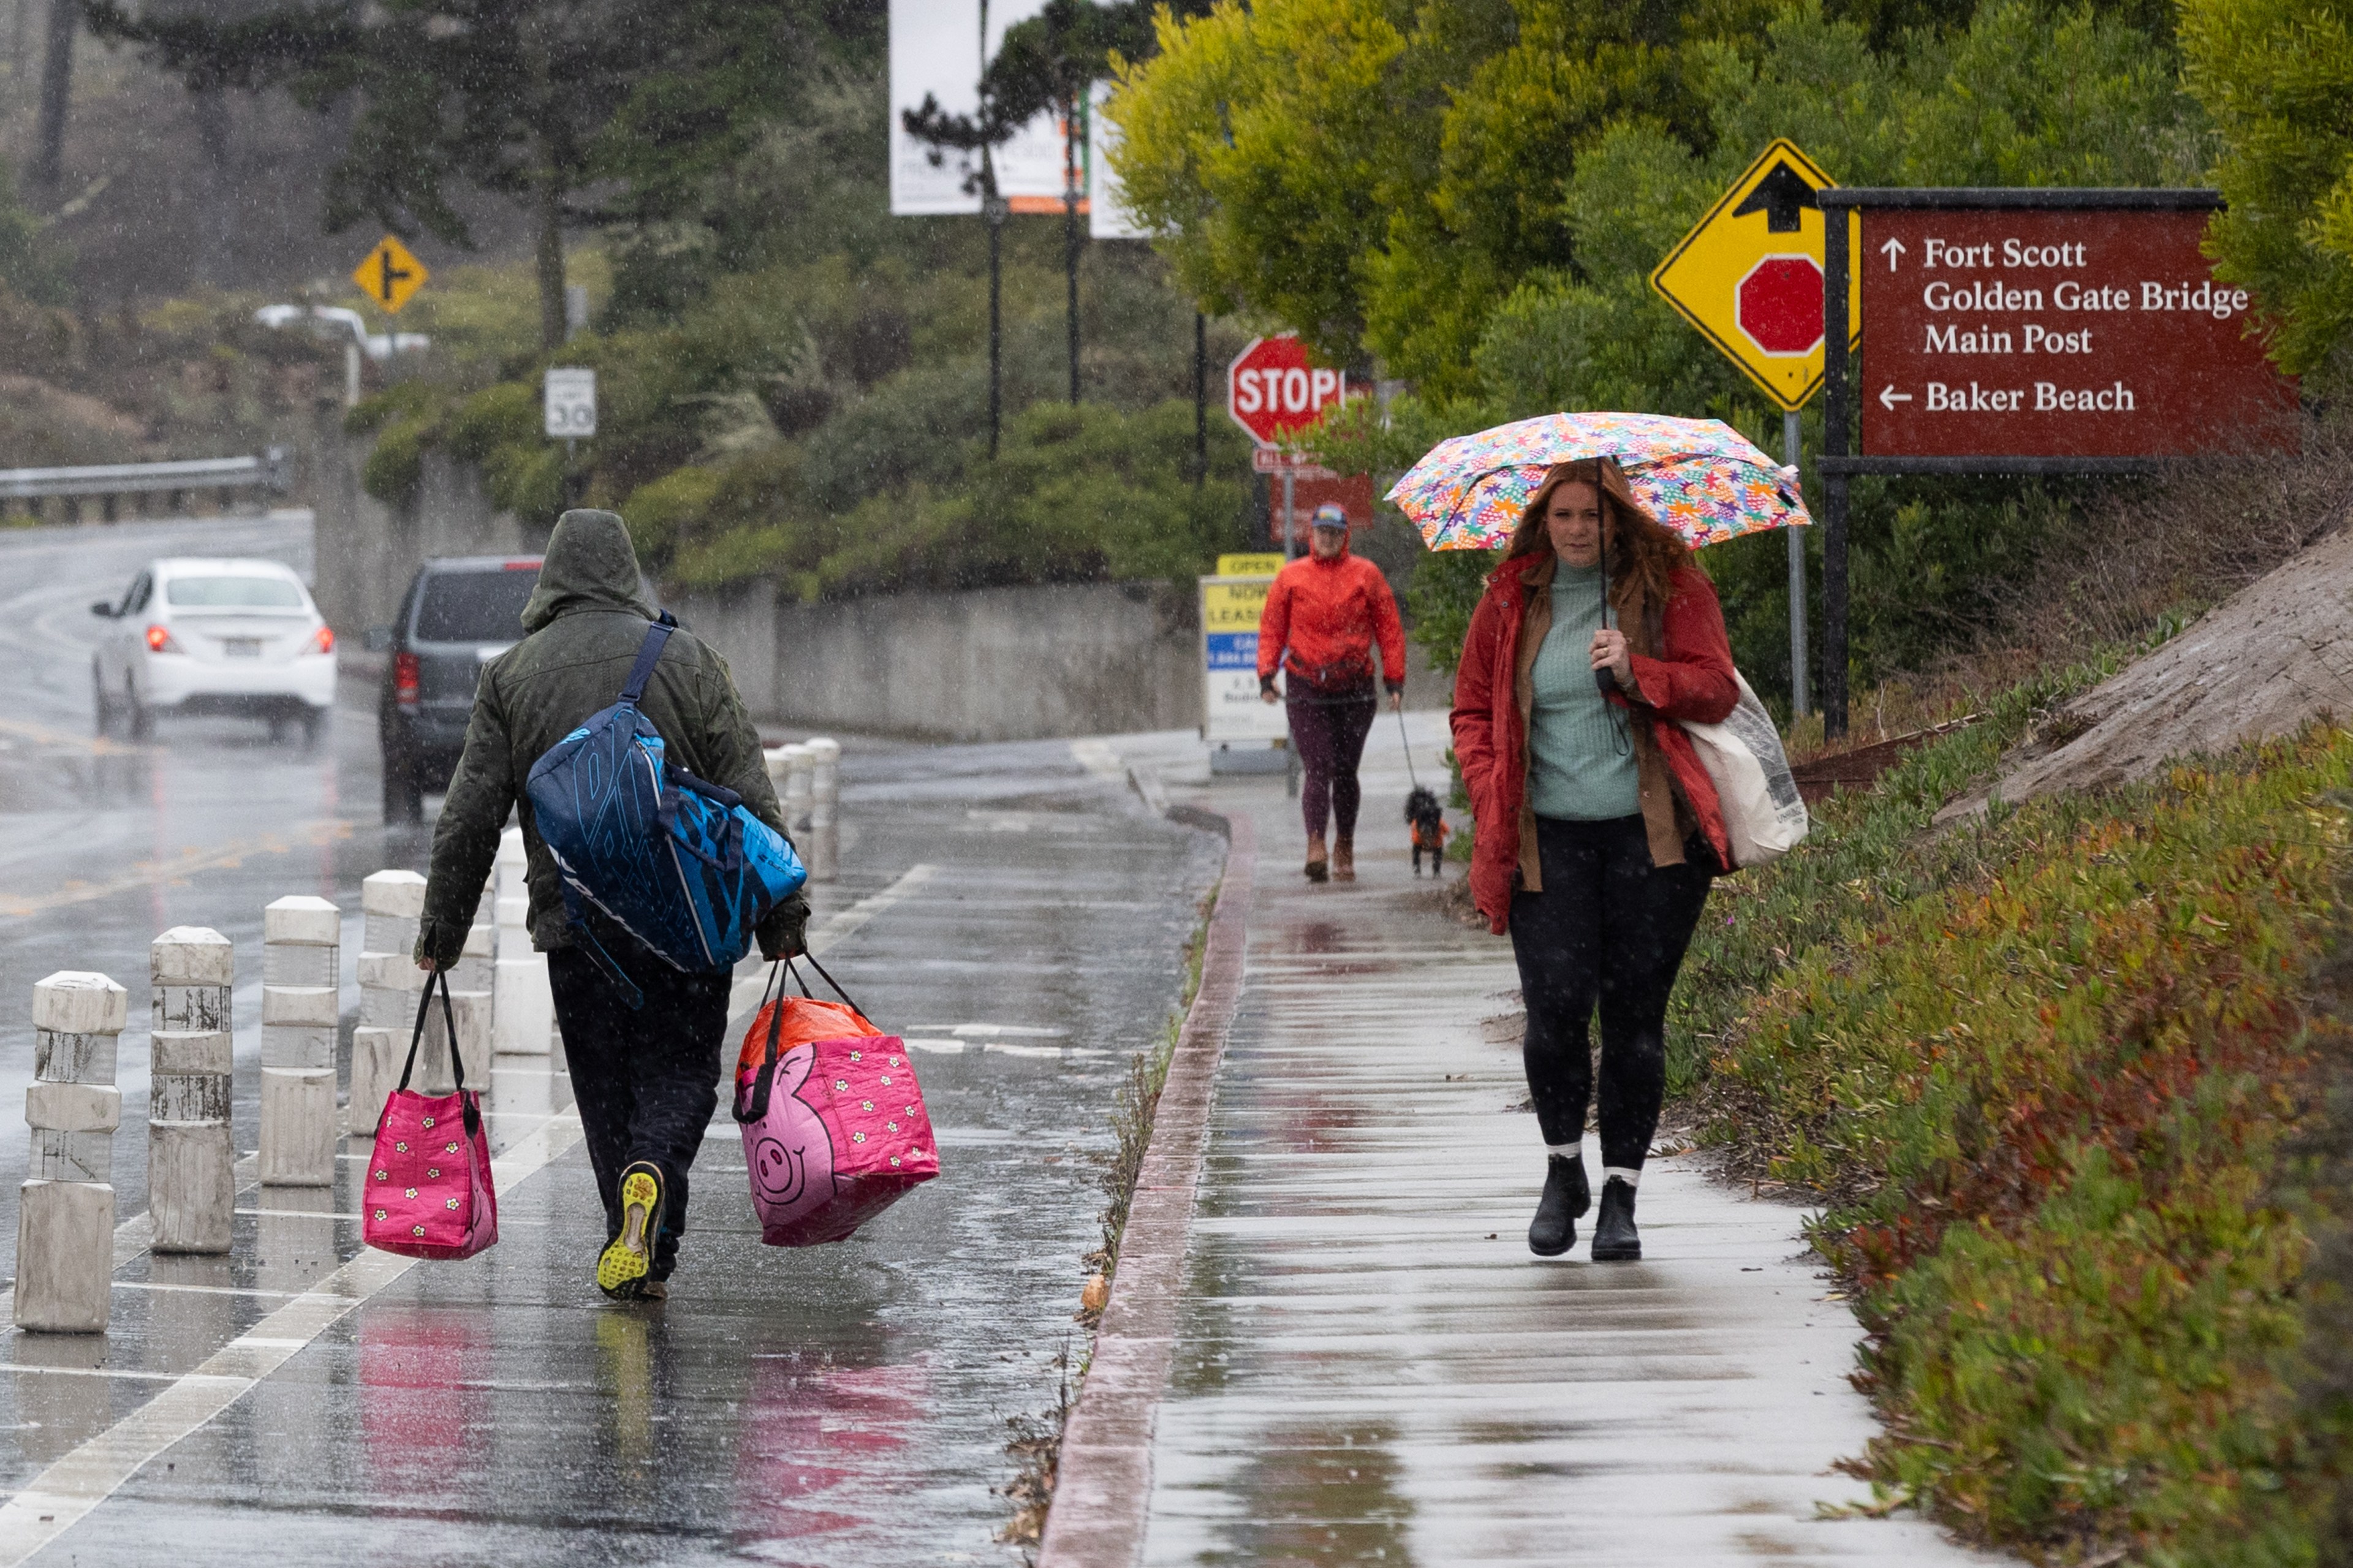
[1256,536,1408,694]
[1451,551,1738,935]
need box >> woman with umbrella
[1394,415,1801,1261]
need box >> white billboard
[1089,78,1152,240]
[890,0,1076,216]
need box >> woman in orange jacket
[1257,504,1408,882]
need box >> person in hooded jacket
[1451,460,1736,1263]
[1257,503,1408,882]
[414,509,809,1303]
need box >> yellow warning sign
[1649,140,1861,412]
[351,234,428,315]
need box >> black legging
[1509,814,1711,1172]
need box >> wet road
[0,514,1222,1564]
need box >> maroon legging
[1286,689,1377,841]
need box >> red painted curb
[1037,809,1255,1568]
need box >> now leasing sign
[1859,201,2295,458]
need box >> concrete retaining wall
[670,580,1205,741]
[306,405,540,640]
[309,418,1451,740]
[670,577,1455,741]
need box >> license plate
[223,638,262,657]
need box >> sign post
[1228,335,1354,556]
[1817,187,2297,736]
[1200,553,1292,773]
[1653,140,1860,719]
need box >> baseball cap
[1310,503,1349,529]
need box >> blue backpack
[526,615,807,1001]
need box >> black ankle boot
[1527,1154,1591,1257]
[1590,1176,1641,1261]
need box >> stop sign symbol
[1737,254,1825,355]
[1229,333,1351,445]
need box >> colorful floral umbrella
[1387,411,1811,551]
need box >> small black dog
[1406,786,1449,876]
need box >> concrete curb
[1037,806,1254,1568]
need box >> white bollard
[445,876,496,1090]
[260,896,340,1187]
[352,952,422,1132]
[352,869,428,1135]
[17,972,127,1333]
[493,827,555,1055]
[779,743,814,844]
[806,735,840,883]
[362,868,426,958]
[150,928,233,1254]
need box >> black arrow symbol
[1732,161,1819,233]
[374,246,413,303]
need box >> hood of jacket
[521,509,655,632]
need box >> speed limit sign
[544,366,597,438]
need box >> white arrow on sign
[1881,237,1906,271]
[1879,384,1912,409]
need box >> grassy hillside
[344,70,1259,599]
[1686,705,2353,1562]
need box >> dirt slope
[1949,523,2353,814]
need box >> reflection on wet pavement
[1127,735,2007,1568]
[0,515,1223,1564]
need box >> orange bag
[733,987,882,1081]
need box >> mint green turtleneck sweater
[1528,562,1640,820]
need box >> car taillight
[306,624,335,655]
[393,651,420,705]
[144,624,182,654]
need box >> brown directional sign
[1859,205,2296,458]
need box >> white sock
[1546,1140,1584,1165]
[1602,1165,1640,1189]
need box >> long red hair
[1504,458,1695,608]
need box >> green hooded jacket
[414,509,807,966]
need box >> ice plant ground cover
[1698,722,2353,1564]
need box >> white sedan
[91,556,337,743]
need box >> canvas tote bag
[1679,672,1809,869]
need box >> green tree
[2181,0,2353,377]
[87,0,865,347]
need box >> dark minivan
[371,556,541,823]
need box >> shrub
[1703,727,2353,1562]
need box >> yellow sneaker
[597,1162,665,1298]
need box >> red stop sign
[1228,334,1351,445]
[1737,256,1825,355]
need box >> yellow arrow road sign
[1650,140,1861,412]
[352,234,428,314]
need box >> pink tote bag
[732,958,939,1246]
[363,969,499,1260]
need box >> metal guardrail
[0,448,289,501]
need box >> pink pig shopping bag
[732,958,939,1246]
[363,969,498,1260]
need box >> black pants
[1508,815,1711,1172]
[548,946,731,1280]
[1287,689,1377,841]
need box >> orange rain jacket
[1255,535,1408,696]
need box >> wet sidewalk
[1064,717,2003,1567]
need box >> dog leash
[1397,706,1420,792]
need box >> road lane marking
[0,818,356,918]
[1070,739,1123,780]
[724,862,940,1024]
[110,1282,306,1300]
[0,1107,583,1565]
